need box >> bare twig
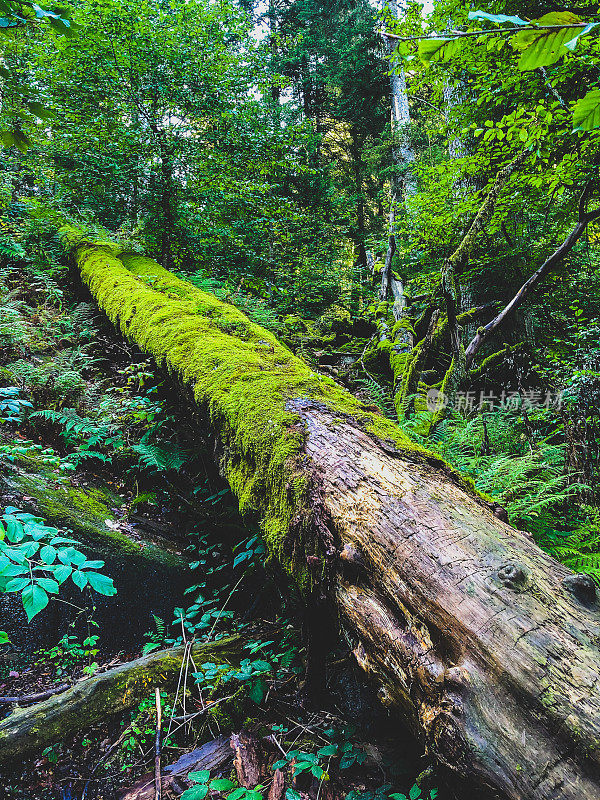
[0,684,71,704]
[154,688,162,800]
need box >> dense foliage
[1,0,600,796]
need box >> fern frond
[131,441,189,472]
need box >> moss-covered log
[0,638,238,764]
[0,457,189,653]
[62,228,600,800]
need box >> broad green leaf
[5,577,31,592]
[512,13,583,70]
[40,545,57,564]
[0,631,10,645]
[86,571,116,595]
[20,541,39,558]
[317,744,338,756]
[226,789,247,800]
[71,570,88,590]
[409,786,422,800]
[418,37,460,63]
[209,779,236,792]
[2,563,27,576]
[188,770,210,783]
[573,89,600,131]
[22,584,49,621]
[53,563,72,584]
[6,519,24,542]
[81,559,105,570]
[25,101,53,120]
[36,578,59,594]
[181,787,209,800]
[247,677,266,704]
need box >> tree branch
[465,185,600,368]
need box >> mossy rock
[317,304,352,335]
[0,459,189,654]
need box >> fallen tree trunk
[0,638,238,764]
[61,228,600,800]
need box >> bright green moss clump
[60,226,476,587]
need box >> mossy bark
[0,638,239,765]
[0,458,189,653]
[62,228,600,800]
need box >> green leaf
[36,577,59,594]
[573,89,600,131]
[40,545,57,564]
[0,631,10,645]
[181,787,209,800]
[86,571,116,595]
[286,791,302,800]
[53,563,72,584]
[5,577,31,592]
[19,541,39,558]
[209,779,236,792]
[22,584,49,621]
[293,762,313,776]
[81,559,105,570]
[247,677,266,704]
[2,563,27,576]
[418,37,460,63]
[226,789,247,800]
[512,13,583,70]
[71,570,88,590]
[5,519,24,542]
[317,744,338,757]
[409,786,422,800]
[188,770,210,784]
[25,101,53,120]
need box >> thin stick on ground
[154,687,162,800]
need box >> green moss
[2,457,184,570]
[317,304,352,334]
[61,227,489,589]
[391,319,416,339]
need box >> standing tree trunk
[61,228,600,800]
[378,1,416,411]
[159,145,175,272]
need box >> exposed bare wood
[121,736,233,800]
